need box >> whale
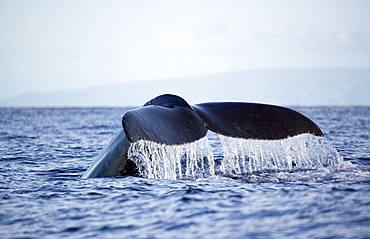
[82,94,323,179]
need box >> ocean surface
[1,106,370,238]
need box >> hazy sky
[1,0,369,99]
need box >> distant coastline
[1,68,369,107]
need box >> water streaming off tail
[127,136,215,180]
[219,133,343,175]
[127,133,343,179]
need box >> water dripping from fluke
[218,133,343,176]
[127,133,343,180]
[128,136,215,180]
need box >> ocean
[1,106,369,238]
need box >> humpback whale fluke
[82,94,326,179]
[123,94,323,145]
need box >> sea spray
[128,136,215,180]
[219,133,343,175]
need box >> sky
[1,0,370,100]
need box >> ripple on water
[1,107,370,238]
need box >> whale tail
[83,94,326,178]
[123,94,323,145]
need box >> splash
[127,133,343,180]
[127,137,215,180]
[219,133,343,175]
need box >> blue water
[1,107,370,238]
